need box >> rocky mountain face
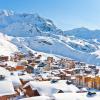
[0,10,62,37]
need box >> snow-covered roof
[24,81,58,96]
[19,96,50,100]
[66,74,71,76]
[50,80,79,92]
[5,61,17,67]
[51,76,60,80]
[0,61,6,65]
[39,73,50,79]
[17,60,28,66]
[0,67,10,76]
[24,80,79,96]
[53,92,100,100]
[0,80,15,96]
[13,70,28,76]
[19,74,33,81]
[71,76,76,79]
[87,75,95,78]
[9,74,22,88]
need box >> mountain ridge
[64,27,100,39]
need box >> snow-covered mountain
[0,10,100,66]
[0,10,62,37]
[64,27,100,39]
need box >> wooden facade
[0,56,9,61]
[16,66,25,71]
[24,85,40,97]
[75,75,100,90]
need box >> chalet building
[38,62,47,72]
[16,66,25,71]
[43,61,53,71]
[59,74,68,80]
[34,59,41,64]
[7,67,16,71]
[76,62,86,66]
[88,65,96,69]
[35,55,42,59]
[47,57,54,63]
[23,84,64,98]
[26,65,34,73]
[0,80,15,100]
[27,59,33,64]
[66,60,75,69]
[58,59,75,69]
[84,68,91,74]
[43,65,51,71]
[75,75,83,87]
[0,62,7,67]
[94,76,100,89]
[85,75,100,90]
[0,96,9,100]
[59,74,66,80]
[20,79,30,86]
[19,74,33,86]
[65,69,74,75]
[23,85,40,97]
[0,55,9,61]
[75,75,100,90]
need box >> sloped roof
[9,74,22,88]
[0,67,10,76]
[19,74,33,81]
[0,80,15,96]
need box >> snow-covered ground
[0,32,18,55]
[19,93,100,100]
[10,35,100,66]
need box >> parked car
[51,79,58,83]
[87,91,96,97]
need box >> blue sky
[0,0,100,30]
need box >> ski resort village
[0,51,100,100]
[0,50,99,100]
[0,8,100,100]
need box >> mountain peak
[71,27,90,32]
[0,10,14,16]
[0,11,61,37]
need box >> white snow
[9,74,22,88]
[10,36,100,66]
[19,74,34,81]
[53,93,100,100]
[24,80,79,96]
[20,92,100,100]
[0,67,10,76]
[20,96,51,100]
[5,61,17,67]
[0,32,18,56]
[0,80,15,96]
